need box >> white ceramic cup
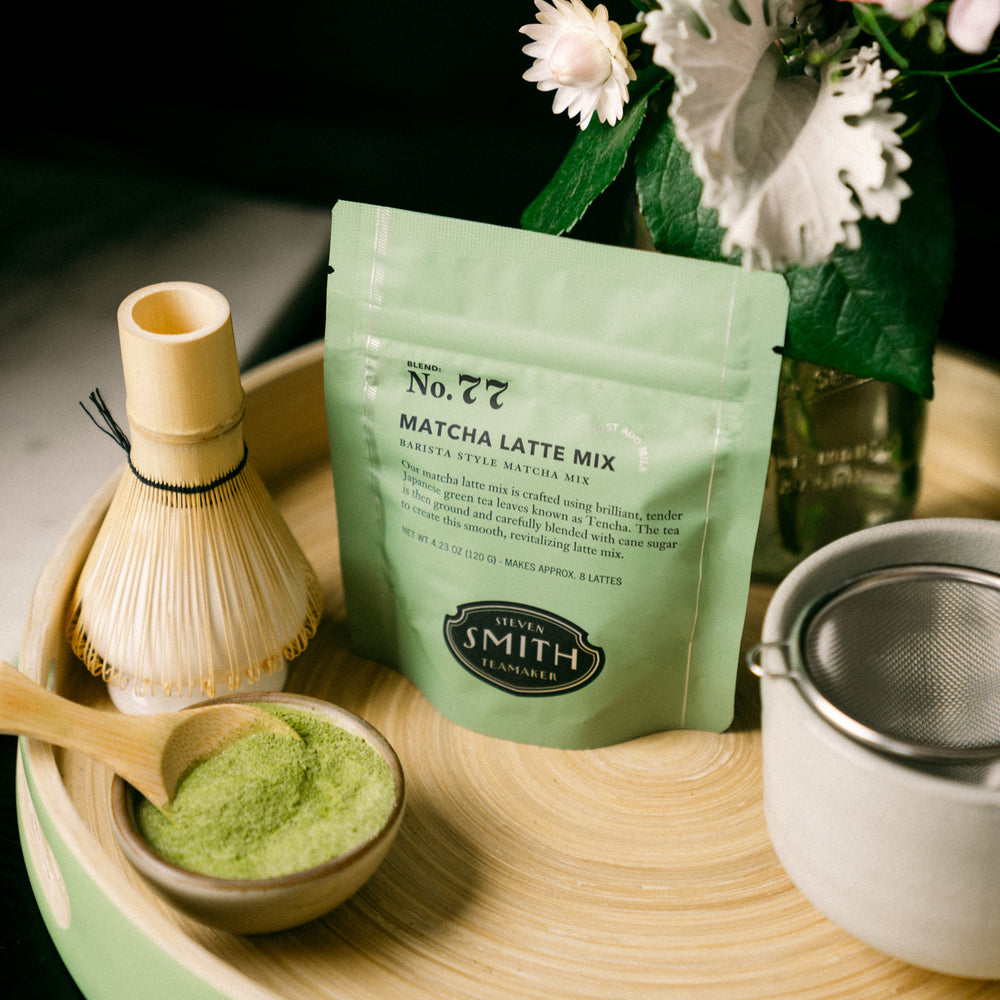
[757,517,1000,979]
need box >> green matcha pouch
[324,200,787,749]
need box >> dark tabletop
[0,735,84,999]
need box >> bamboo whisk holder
[67,281,322,714]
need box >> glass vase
[751,357,926,581]
[624,203,926,581]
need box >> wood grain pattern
[19,341,1000,999]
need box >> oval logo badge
[443,601,604,696]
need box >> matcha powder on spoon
[136,705,397,880]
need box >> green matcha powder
[137,705,396,880]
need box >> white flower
[642,0,912,269]
[865,0,1000,53]
[521,0,637,129]
[946,0,1000,52]
[872,0,933,18]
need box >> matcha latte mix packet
[324,201,788,749]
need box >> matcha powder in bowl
[136,704,398,880]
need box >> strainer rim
[785,562,1000,764]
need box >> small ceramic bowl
[757,518,1000,979]
[110,692,405,935]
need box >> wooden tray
[17,341,1000,1000]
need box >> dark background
[6,3,998,362]
[2,4,997,997]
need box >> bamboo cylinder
[118,282,246,486]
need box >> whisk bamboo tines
[67,281,322,714]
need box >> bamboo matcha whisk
[67,281,322,714]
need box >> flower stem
[854,5,909,68]
[944,75,1000,133]
[899,51,1000,133]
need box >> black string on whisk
[80,388,131,454]
[79,387,249,494]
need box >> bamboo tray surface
[19,341,1000,1000]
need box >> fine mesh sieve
[751,563,1000,782]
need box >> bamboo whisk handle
[117,281,246,485]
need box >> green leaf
[783,129,954,399]
[521,66,668,236]
[632,99,952,397]
[633,99,735,263]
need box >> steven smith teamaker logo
[443,601,605,696]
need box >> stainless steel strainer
[750,563,1000,780]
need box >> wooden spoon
[0,660,298,812]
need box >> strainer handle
[749,642,1000,767]
[746,642,794,679]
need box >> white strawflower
[521,0,637,129]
